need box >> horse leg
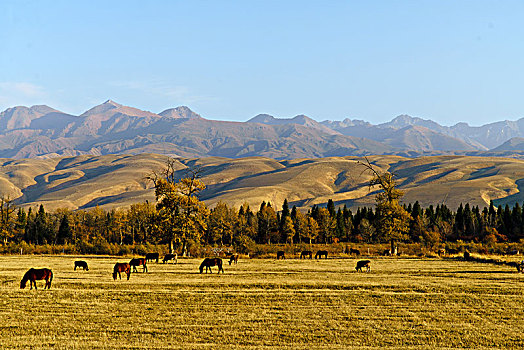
[143,264,147,273]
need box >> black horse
[74,260,89,271]
[145,252,159,263]
[276,251,285,260]
[163,253,177,264]
[199,258,224,274]
[300,250,312,259]
[355,260,371,272]
[315,250,328,259]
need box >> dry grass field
[1,255,524,349]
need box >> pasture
[1,255,524,349]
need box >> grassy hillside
[0,154,522,211]
[1,255,523,349]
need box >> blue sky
[1,1,523,125]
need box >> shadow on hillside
[16,164,126,204]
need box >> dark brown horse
[145,252,159,263]
[300,250,312,259]
[113,263,131,280]
[355,260,371,272]
[276,251,285,259]
[315,250,328,259]
[162,253,177,264]
[74,260,89,271]
[349,248,360,256]
[20,268,53,290]
[129,258,148,273]
[228,254,239,265]
[199,258,224,274]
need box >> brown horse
[129,258,148,273]
[300,250,312,259]
[199,258,224,274]
[315,250,328,259]
[113,263,131,280]
[228,254,239,265]
[20,268,53,290]
[355,260,371,272]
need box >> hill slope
[0,154,522,211]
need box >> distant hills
[0,154,522,211]
[1,101,523,159]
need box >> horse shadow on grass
[437,270,516,274]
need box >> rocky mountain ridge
[0,101,523,159]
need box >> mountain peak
[80,100,121,117]
[247,114,277,123]
[159,106,202,119]
[103,99,121,107]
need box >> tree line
[0,195,522,253]
[0,158,522,253]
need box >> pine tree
[57,214,72,245]
[327,199,336,218]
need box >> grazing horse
[163,253,178,264]
[199,258,224,274]
[349,248,360,256]
[129,258,148,273]
[276,251,285,260]
[113,263,131,280]
[355,260,371,272]
[74,260,89,271]
[517,260,524,273]
[300,250,312,259]
[228,254,239,265]
[315,250,328,259]
[20,268,53,290]
[145,252,159,263]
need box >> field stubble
[0,255,523,349]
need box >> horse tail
[48,270,53,288]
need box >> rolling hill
[0,153,522,211]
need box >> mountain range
[1,101,524,159]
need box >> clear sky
[1,0,523,125]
